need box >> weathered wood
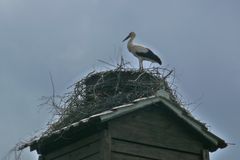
[45,133,100,160]
[99,129,111,160]
[109,106,203,154]
[202,150,209,160]
[111,139,201,160]
[112,152,158,160]
[52,140,100,160]
[83,153,100,160]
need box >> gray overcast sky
[0,0,239,159]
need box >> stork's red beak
[122,34,130,42]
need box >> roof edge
[158,97,227,151]
[28,94,227,152]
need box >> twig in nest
[163,69,174,80]
[67,71,95,89]
[114,71,121,94]
[116,55,131,71]
[98,59,116,68]
[117,55,125,70]
[130,72,146,82]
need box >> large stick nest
[46,67,176,132]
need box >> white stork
[122,32,162,70]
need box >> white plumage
[122,32,162,70]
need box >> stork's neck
[127,36,135,50]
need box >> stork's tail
[157,58,162,65]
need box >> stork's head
[122,32,136,42]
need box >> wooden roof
[29,90,227,154]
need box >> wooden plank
[81,153,100,160]
[109,106,203,154]
[54,140,100,160]
[112,152,158,160]
[111,139,201,160]
[99,129,111,160]
[45,133,100,160]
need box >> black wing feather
[135,48,162,65]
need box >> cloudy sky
[0,0,239,159]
